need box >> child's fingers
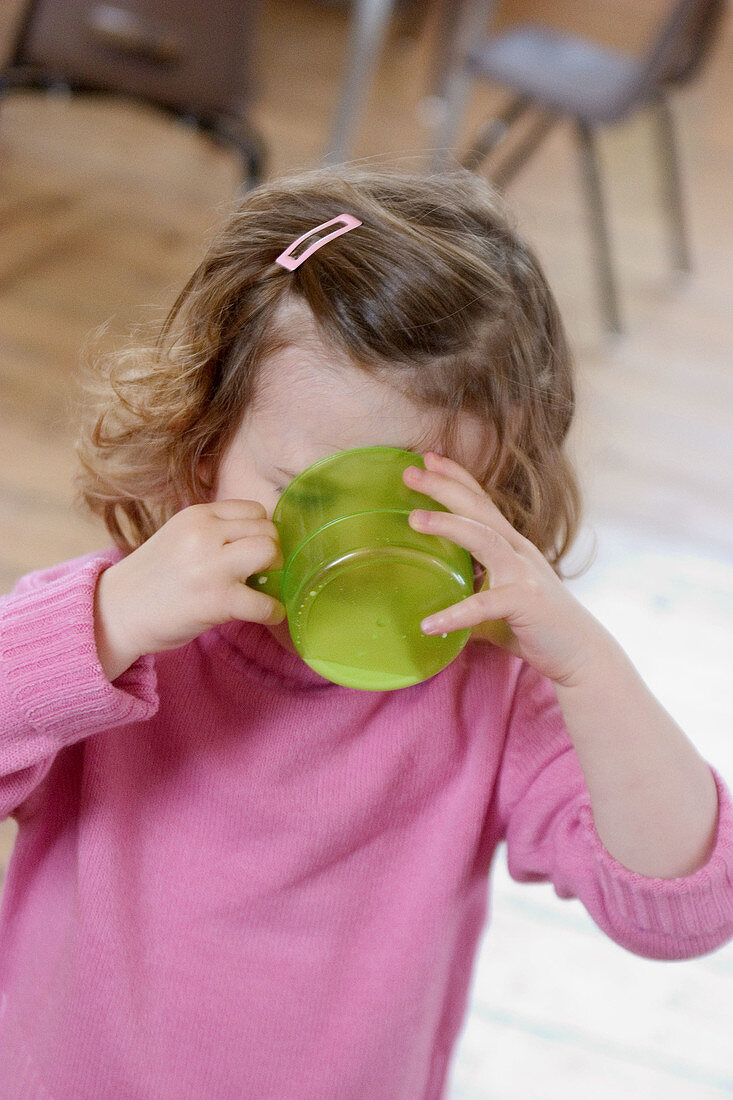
[404,463,524,551]
[408,509,518,581]
[210,499,268,521]
[223,532,284,575]
[420,585,517,637]
[231,584,286,625]
[218,517,281,550]
[423,451,486,494]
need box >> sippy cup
[246,446,474,690]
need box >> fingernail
[421,616,440,634]
[409,510,430,525]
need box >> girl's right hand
[94,500,285,682]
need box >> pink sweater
[1,552,732,1099]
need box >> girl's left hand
[404,452,605,688]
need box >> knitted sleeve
[494,661,733,960]
[0,553,158,821]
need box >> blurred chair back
[650,0,725,85]
[455,0,726,333]
[1,0,266,182]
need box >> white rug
[449,520,733,1099]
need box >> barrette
[275,214,362,271]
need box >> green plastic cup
[246,446,474,690]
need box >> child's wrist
[94,565,145,682]
[550,611,622,693]
[552,631,631,717]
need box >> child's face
[212,314,487,651]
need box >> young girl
[1,166,731,1099]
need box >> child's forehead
[247,300,490,474]
[250,347,487,477]
[254,342,348,401]
[253,346,435,440]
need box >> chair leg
[325,0,395,164]
[205,115,267,189]
[575,122,622,335]
[461,95,530,172]
[492,109,558,189]
[428,0,498,169]
[653,93,692,273]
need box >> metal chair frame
[0,0,267,186]
[454,0,724,333]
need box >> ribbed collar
[214,618,342,692]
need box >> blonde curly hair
[76,164,581,570]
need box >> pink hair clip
[275,214,362,271]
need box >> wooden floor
[1,1,732,1096]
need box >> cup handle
[245,569,284,602]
